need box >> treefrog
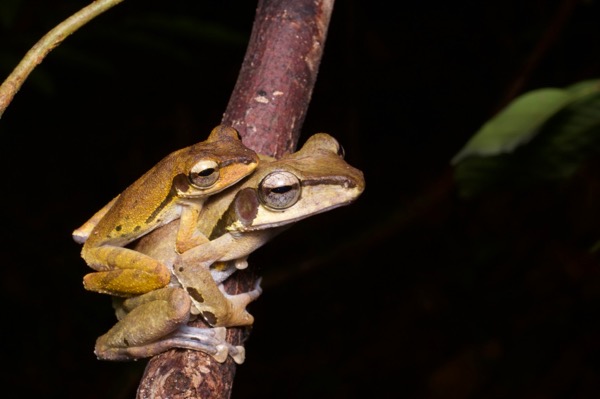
[72,125,259,297]
[93,133,365,363]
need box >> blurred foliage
[453,80,600,198]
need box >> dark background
[2,0,600,398]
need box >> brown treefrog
[72,125,259,297]
[93,133,365,363]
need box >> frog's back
[84,149,184,247]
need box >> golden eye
[258,171,301,210]
[189,159,220,188]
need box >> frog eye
[258,171,301,210]
[189,159,220,188]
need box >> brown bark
[136,0,334,397]
[223,0,334,158]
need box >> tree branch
[136,0,334,397]
[0,0,125,119]
[223,0,334,158]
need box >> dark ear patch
[172,173,190,194]
[234,188,259,227]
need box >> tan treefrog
[72,125,259,297]
[93,133,365,363]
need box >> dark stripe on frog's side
[220,156,257,167]
[208,188,259,239]
[108,226,123,239]
[144,174,183,225]
[117,225,141,238]
[301,176,358,188]
[209,205,238,240]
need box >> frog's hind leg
[82,245,171,296]
[95,287,192,361]
[96,286,244,363]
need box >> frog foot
[218,277,262,299]
[95,323,226,361]
[227,277,262,306]
[215,278,263,327]
[225,344,246,364]
[168,326,245,364]
[234,258,248,270]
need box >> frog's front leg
[81,246,171,296]
[95,287,242,363]
[175,201,210,254]
[175,259,263,328]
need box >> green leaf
[453,81,600,198]
[565,79,600,97]
[451,88,571,164]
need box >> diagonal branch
[0,0,125,119]
[136,0,334,397]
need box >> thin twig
[0,0,125,118]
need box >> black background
[2,1,600,398]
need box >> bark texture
[137,0,334,397]
[223,0,334,158]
